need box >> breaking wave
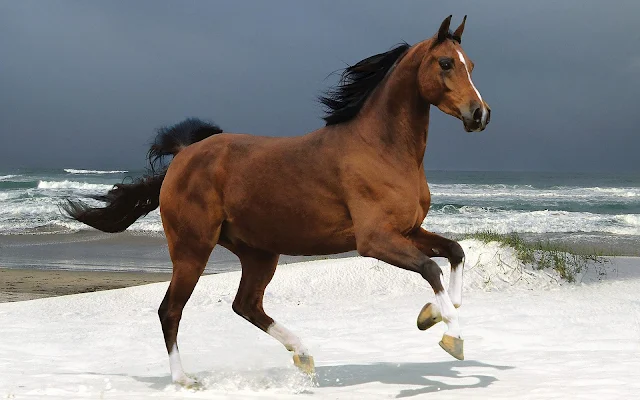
[64,169,128,174]
[0,170,637,240]
[37,180,114,191]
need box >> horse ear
[437,15,453,42]
[452,15,467,43]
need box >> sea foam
[64,169,128,174]
[37,180,114,191]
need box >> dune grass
[458,230,609,282]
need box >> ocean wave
[0,207,162,235]
[64,169,128,174]
[425,207,640,236]
[37,180,114,191]
[0,192,19,201]
[0,174,18,181]
[1,177,638,237]
[429,184,640,200]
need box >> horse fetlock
[448,284,463,309]
[448,257,464,309]
[441,314,462,338]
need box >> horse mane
[319,43,411,126]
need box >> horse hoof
[417,302,442,331]
[293,354,315,375]
[439,334,464,360]
[175,376,203,390]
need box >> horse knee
[158,296,182,328]
[159,308,182,328]
[158,292,171,321]
[232,297,258,321]
[231,299,244,317]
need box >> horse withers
[64,15,490,386]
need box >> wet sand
[0,232,358,303]
[0,268,173,303]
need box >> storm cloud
[1,0,638,172]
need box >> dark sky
[1,1,639,172]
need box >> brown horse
[64,15,490,386]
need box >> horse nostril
[486,108,491,124]
[472,107,482,123]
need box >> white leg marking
[267,322,309,355]
[448,257,464,308]
[169,344,195,385]
[456,49,487,124]
[434,275,461,338]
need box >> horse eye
[439,58,453,71]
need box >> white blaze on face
[456,49,487,124]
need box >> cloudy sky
[1,1,638,172]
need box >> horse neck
[358,47,431,166]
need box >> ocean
[0,168,639,272]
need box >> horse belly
[223,198,356,256]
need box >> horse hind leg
[232,247,314,374]
[158,219,219,386]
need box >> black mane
[319,43,411,126]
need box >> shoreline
[3,252,639,304]
[0,268,173,303]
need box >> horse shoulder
[341,157,424,231]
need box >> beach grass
[458,230,609,282]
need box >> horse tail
[62,118,223,233]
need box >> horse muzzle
[462,102,491,132]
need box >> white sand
[0,240,638,399]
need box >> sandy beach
[0,268,172,303]
[1,240,638,399]
[0,233,358,303]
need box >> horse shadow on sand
[77,359,512,398]
[314,360,514,397]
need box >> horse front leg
[356,229,464,360]
[409,228,465,309]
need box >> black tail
[62,118,222,233]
